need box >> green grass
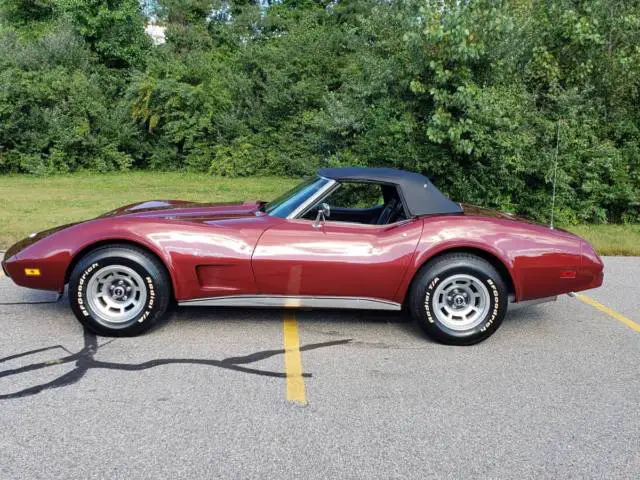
[0,173,638,255]
[0,172,297,249]
[567,224,640,256]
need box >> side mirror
[313,202,330,228]
[319,202,330,218]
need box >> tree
[1,0,639,222]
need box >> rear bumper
[578,240,604,292]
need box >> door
[251,218,423,301]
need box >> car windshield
[265,176,331,218]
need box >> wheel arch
[65,239,177,300]
[401,246,517,305]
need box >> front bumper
[1,224,78,292]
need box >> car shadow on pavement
[170,305,429,342]
[505,303,554,324]
[0,292,558,400]
[0,324,351,401]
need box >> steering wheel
[376,199,398,225]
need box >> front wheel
[409,254,508,345]
[69,245,171,336]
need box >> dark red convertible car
[2,168,603,345]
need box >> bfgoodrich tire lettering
[69,245,171,337]
[410,253,508,345]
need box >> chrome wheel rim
[430,274,490,331]
[86,265,147,327]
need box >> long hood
[100,200,263,221]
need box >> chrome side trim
[179,295,402,311]
[287,178,337,220]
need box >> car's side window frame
[292,180,411,226]
[284,177,337,219]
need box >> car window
[301,181,407,225]
[265,176,331,218]
[327,182,384,209]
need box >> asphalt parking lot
[1,256,638,479]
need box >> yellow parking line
[574,293,640,333]
[283,312,307,404]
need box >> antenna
[550,120,561,230]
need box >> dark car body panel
[253,217,424,301]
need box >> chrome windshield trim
[287,177,337,220]
[179,295,401,311]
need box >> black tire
[409,253,508,345]
[69,245,171,337]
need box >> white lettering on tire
[425,274,501,332]
[77,263,99,317]
[424,276,439,324]
[480,278,500,332]
[138,276,155,323]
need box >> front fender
[2,218,179,295]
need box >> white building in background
[145,21,166,45]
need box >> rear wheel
[69,245,171,336]
[409,254,507,345]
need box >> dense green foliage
[1,1,639,223]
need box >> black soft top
[318,167,462,217]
